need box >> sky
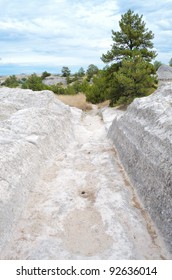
[0,0,172,75]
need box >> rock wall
[108,83,172,253]
[0,88,76,251]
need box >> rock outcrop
[42,75,67,86]
[0,87,76,251]
[108,83,172,253]
[157,65,172,81]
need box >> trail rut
[0,108,169,259]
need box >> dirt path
[1,108,169,259]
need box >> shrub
[85,72,108,104]
[49,84,66,94]
[2,75,19,88]
[21,73,48,91]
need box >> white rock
[157,64,172,80]
[108,82,172,253]
[0,87,170,260]
[100,106,124,131]
[42,75,67,86]
[0,88,75,250]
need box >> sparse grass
[97,100,110,109]
[56,93,93,111]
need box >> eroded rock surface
[0,87,170,259]
[42,75,67,86]
[108,83,172,253]
[0,88,74,251]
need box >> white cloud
[0,0,119,69]
[0,0,171,73]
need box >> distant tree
[153,60,162,71]
[78,67,85,77]
[2,75,19,88]
[169,58,172,67]
[86,64,99,81]
[61,66,71,77]
[41,71,51,79]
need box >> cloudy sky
[0,0,172,75]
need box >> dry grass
[56,93,111,111]
[56,93,93,110]
[97,100,110,109]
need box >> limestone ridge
[108,82,172,253]
[0,88,75,251]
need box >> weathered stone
[108,83,172,253]
[0,88,75,251]
[42,75,67,86]
[0,86,170,259]
[157,64,172,81]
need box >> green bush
[109,57,157,106]
[49,84,66,94]
[80,80,90,93]
[21,73,48,91]
[65,85,76,95]
[85,72,108,104]
[2,75,19,88]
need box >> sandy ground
[0,107,169,259]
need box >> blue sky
[0,0,172,75]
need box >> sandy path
[1,108,169,259]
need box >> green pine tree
[86,64,99,81]
[109,57,157,105]
[102,9,156,63]
[61,66,71,77]
[101,9,157,106]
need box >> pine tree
[109,57,157,105]
[61,66,71,77]
[78,67,85,77]
[100,10,157,106]
[86,64,99,81]
[101,9,156,63]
